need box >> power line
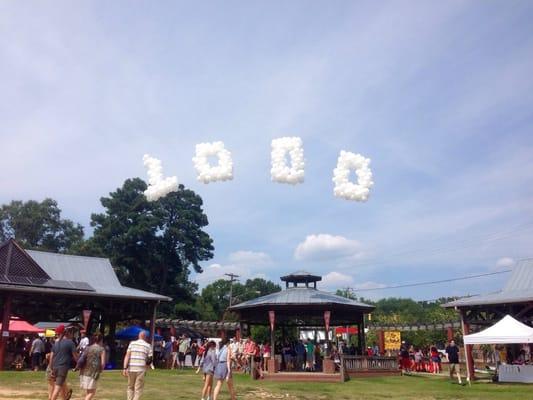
[349,269,511,292]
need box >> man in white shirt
[78,331,89,353]
[122,331,153,400]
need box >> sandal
[65,388,73,400]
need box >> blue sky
[1,1,533,300]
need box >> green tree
[199,277,281,320]
[89,178,214,309]
[0,199,84,253]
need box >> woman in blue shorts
[200,341,217,400]
[213,337,236,400]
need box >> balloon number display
[144,138,373,202]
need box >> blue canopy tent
[115,326,163,341]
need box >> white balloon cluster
[270,137,305,184]
[142,154,179,201]
[332,151,374,202]
[142,140,374,203]
[192,141,234,183]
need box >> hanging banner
[384,331,401,351]
[324,311,331,333]
[82,310,91,332]
[269,310,275,331]
[335,326,358,335]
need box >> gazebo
[229,271,376,376]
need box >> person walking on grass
[49,325,77,400]
[30,334,44,371]
[213,337,237,400]
[445,340,463,385]
[79,334,106,400]
[122,330,153,400]
[200,341,217,400]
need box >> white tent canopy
[464,315,533,344]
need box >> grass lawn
[0,369,531,400]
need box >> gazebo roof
[280,270,322,284]
[229,286,374,311]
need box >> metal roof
[281,270,322,283]
[443,259,533,308]
[229,287,374,310]
[26,250,170,302]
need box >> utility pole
[225,273,240,307]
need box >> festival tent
[115,326,163,341]
[0,317,44,335]
[464,315,533,344]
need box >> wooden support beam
[149,301,159,349]
[516,303,533,319]
[0,293,13,371]
[460,309,475,382]
[377,330,385,356]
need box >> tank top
[218,345,228,362]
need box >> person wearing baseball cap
[49,325,78,400]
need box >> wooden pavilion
[443,258,533,380]
[229,271,398,380]
[0,239,170,369]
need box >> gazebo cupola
[280,270,322,289]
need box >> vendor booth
[0,317,44,335]
[115,325,163,341]
[464,315,533,383]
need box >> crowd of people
[15,325,525,399]
[158,336,343,375]
[397,340,463,384]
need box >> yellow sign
[384,331,401,350]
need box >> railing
[341,356,399,380]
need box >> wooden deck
[341,355,400,380]
[260,356,400,382]
[262,371,342,382]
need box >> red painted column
[377,330,385,356]
[447,326,454,342]
[0,294,13,371]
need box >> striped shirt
[126,339,153,372]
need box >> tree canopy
[336,290,461,348]
[0,199,84,253]
[198,277,281,320]
[88,178,214,307]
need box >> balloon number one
[142,154,178,201]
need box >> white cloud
[228,250,272,266]
[294,234,363,262]
[321,271,354,289]
[493,257,515,271]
